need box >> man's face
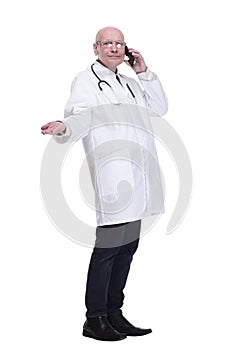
[93,28,125,72]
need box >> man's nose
[110,43,118,52]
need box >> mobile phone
[125,45,134,66]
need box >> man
[41,26,168,341]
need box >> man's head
[93,27,126,72]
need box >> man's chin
[108,58,123,66]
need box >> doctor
[41,26,168,341]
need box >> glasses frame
[96,40,126,49]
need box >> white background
[1,0,233,349]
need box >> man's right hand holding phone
[124,47,147,74]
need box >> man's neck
[96,59,117,74]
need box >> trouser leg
[107,220,141,316]
[84,220,141,318]
[85,223,127,318]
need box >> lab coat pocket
[96,156,135,205]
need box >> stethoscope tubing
[91,63,135,98]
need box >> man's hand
[124,48,147,74]
[41,121,66,135]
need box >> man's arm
[137,69,168,116]
[41,70,92,141]
[124,48,168,116]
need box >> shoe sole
[125,329,152,336]
[82,329,127,341]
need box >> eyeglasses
[96,41,126,49]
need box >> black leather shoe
[82,316,127,341]
[108,314,152,336]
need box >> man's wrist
[56,120,66,135]
[136,66,148,74]
[137,68,157,81]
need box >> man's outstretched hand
[41,121,66,135]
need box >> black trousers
[85,220,141,318]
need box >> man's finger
[41,122,52,130]
[43,127,54,135]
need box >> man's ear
[93,43,98,56]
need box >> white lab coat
[54,61,168,226]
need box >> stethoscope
[91,63,136,99]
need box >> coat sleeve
[136,68,168,116]
[53,72,92,143]
[64,71,93,117]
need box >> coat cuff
[137,68,158,81]
[53,122,71,142]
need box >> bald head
[93,26,126,72]
[95,26,124,43]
